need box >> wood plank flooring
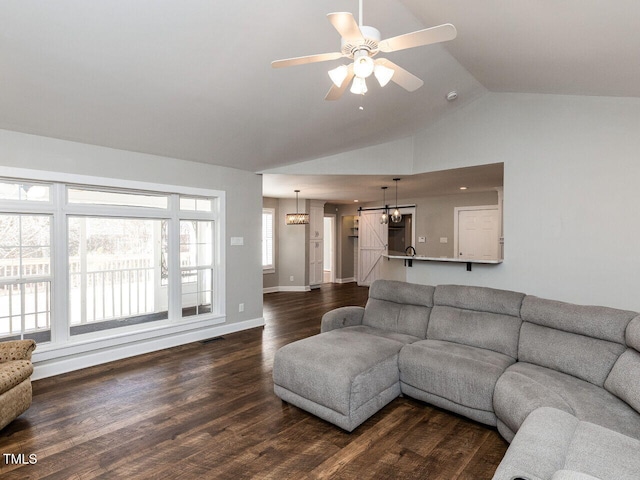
[0,283,508,479]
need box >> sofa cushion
[434,284,525,317]
[604,348,640,415]
[626,315,640,351]
[493,362,640,441]
[273,329,404,418]
[363,280,434,338]
[0,360,34,396]
[429,285,525,358]
[369,279,435,308]
[428,306,522,358]
[520,296,635,344]
[400,339,515,414]
[518,296,635,388]
[492,407,640,480]
[518,322,625,387]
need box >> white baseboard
[263,285,312,293]
[336,277,356,284]
[32,317,265,380]
[276,285,311,292]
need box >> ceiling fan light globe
[328,65,349,87]
[353,52,375,78]
[350,76,368,95]
[374,63,394,87]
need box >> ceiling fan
[271,0,457,100]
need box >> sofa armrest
[0,339,36,362]
[321,306,365,333]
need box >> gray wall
[275,197,307,289]
[264,92,640,311]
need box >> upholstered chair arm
[0,340,36,362]
[320,306,365,333]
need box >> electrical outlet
[440,237,448,244]
[418,236,426,243]
[238,303,244,312]
[289,276,294,282]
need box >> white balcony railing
[1,254,209,339]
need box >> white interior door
[455,207,500,260]
[358,211,388,286]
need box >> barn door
[358,211,388,286]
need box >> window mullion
[51,183,69,344]
[168,194,182,321]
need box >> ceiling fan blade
[325,65,355,101]
[376,58,423,92]
[378,23,457,53]
[327,12,364,43]
[272,52,344,69]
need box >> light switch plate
[230,237,244,246]
[440,237,448,244]
[418,236,426,243]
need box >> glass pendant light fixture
[380,186,389,224]
[285,190,310,225]
[391,178,402,223]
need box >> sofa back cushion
[604,316,640,414]
[427,285,525,358]
[363,280,434,339]
[519,296,636,386]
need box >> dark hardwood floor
[0,283,508,479]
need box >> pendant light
[391,178,402,223]
[380,186,389,224]
[285,190,310,225]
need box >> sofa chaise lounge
[273,280,640,480]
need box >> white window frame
[0,208,54,342]
[262,208,275,274]
[0,167,226,361]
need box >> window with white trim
[0,177,222,344]
[262,208,274,273]
[0,211,52,343]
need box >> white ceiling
[1,1,638,179]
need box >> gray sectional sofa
[272,280,640,480]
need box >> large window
[262,208,274,273]
[180,220,215,316]
[0,213,52,342]
[0,176,222,345]
[68,216,168,335]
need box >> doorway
[323,215,336,283]
[388,213,413,255]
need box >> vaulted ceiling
[1,1,638,174]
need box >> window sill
[33,313,226,362]
[263,268,275,274]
